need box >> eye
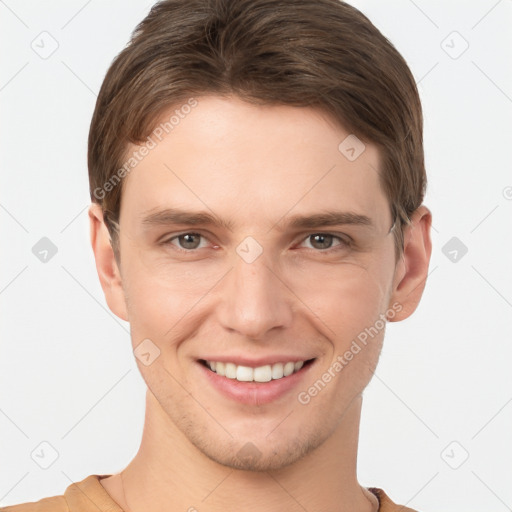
[165,232,209,251]
[299,233,350,251]
[161,231,350,254]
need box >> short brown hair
[88,0,426,261]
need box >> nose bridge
[217,245,293,339]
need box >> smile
[200,359,315,382]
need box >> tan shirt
[0,474,419,511]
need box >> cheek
[121,244,208,325]
[305,269,388,406]
[289,256,393,337]
[120,258,185,347]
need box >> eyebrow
[282,211,374,230]
[140,207,374,232]
[141,208,235,231]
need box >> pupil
[312,234,332,249]
[180,234,200,249]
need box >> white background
[1,1,511,510]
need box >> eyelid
[162,231,216,251]
[295,231,351,250]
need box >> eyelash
[161,231,351,254]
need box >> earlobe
[88,204,129,322]
[387,205,432,322]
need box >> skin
[90,95,432,512]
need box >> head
[89,0,431,471]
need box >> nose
[216,251,294,340]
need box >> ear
[387,205,432,322]
[89,203,128,321]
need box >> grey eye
[176,233,202,249]
[308,234,335,250]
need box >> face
[103,95,411,471]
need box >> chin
[186,424,326,473]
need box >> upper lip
[198,355,316,367]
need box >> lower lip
[197,360,315,405]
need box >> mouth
[197,356,316,405]
[198,358,316,383]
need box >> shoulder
[0,474,118,512]
[0,495,68,512]
[368,487,420,512]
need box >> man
[1,0,432,510]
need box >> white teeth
[283,362,295,377]
[205,360,308,382]
[216,361,225,376]
[225,362,237,379]
[253,365,272,382]
[236,365,253,382]
[271,363,284,379]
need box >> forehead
[120,95,390,232]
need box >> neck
[105,391,378,512]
